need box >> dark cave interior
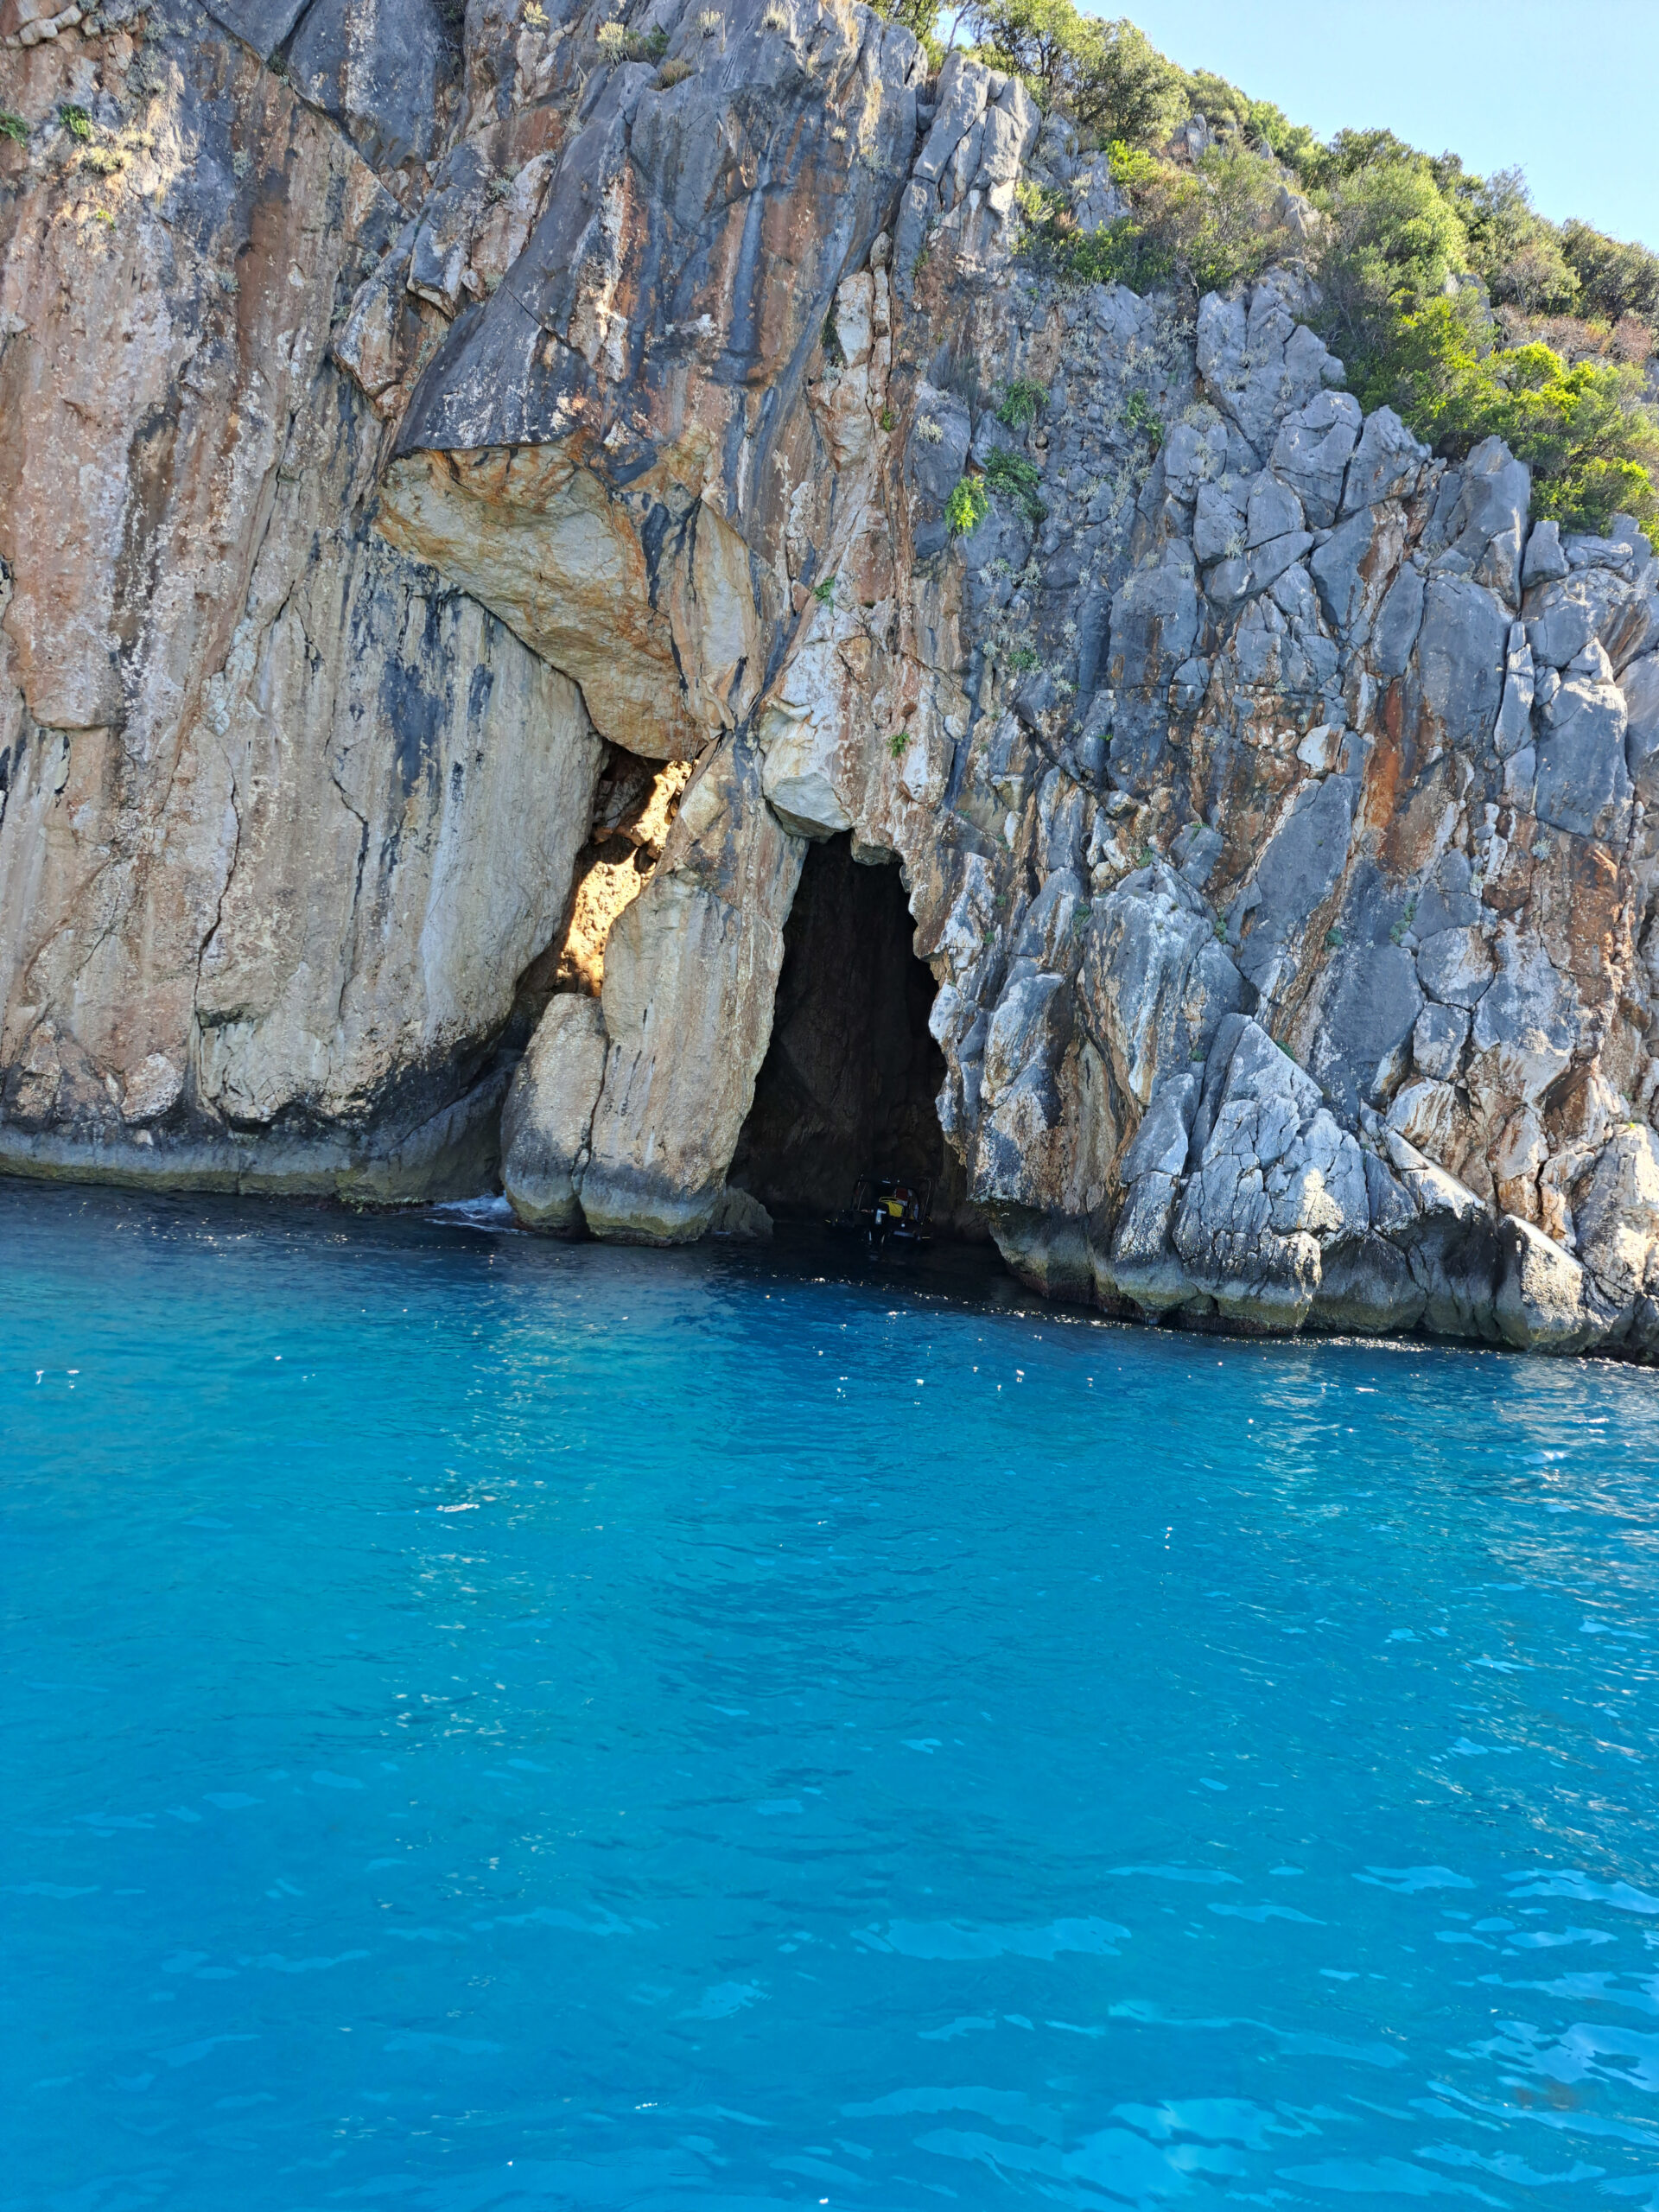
[728,835,959,1226]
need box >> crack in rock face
[4,0,1659,1357]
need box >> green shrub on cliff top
[1434,157,1580,315]
[1308,142,1470,402]
[1378,302,1659,541]
[1018,138,1291,298]
[1560,219,1659,329]
[1304,140,1659,545]
[968,2,1659,546]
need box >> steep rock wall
[0,0,600,1192]
[5,0,1659,1355]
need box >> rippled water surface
[5,1180,1659,2210]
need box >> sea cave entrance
[728,834,968,1231]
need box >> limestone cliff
[4,0,1659,1356]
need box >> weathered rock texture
[6,0,1659,1354]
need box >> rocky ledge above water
[4,0,1659,1358]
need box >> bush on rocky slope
[893,0,1659,545]
[1016,137,1298,297]
[1375,306,1659,542]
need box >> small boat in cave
[830,1174,935,1252]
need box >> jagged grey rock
[577,738,805,1243]
[1535,644,1632,841]
[1624,653,1659,799]
[1417,576,1510,750]
[1079,863,1241,1110]
[1170,1015,1366,1330]
[1341,406,1429,515]
[1412,1001,1468,1081]
[1270,390,1361,528]
[1493,621,1535,756]
[1311,507,1377,635]
[1522,518,1570,588]
[289,0,449,175]
[1372,564,1426,677]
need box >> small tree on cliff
[961,0,1185,144]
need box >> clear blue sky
[1114,0,1659,250]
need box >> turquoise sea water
[3,1182,1659,2211]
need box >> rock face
[5,0,1659,1357]
[0,1,594,1194]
